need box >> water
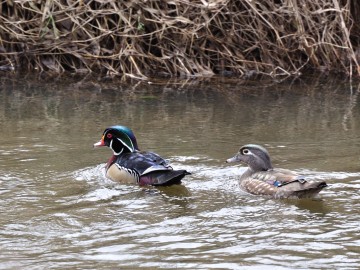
[0,73,359,269]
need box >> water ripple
[1,157,359,269]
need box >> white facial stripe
[110,139,124,155]
[115,148,124,155]
[117,137,133,152]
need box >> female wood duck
[226,144,327,199]
[94,125,190,186]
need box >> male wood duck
[94,125,190,186]
[226,144,327,199]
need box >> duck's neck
[106,155,117,169]
[239,168,253,182]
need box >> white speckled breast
[106,164,138,184]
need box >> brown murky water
[0,73,359,269]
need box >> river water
[0,73,359,269]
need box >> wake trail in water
[71,155,360,201]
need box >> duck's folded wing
[274,179,328,198]
[142,164,171,175]
[117,151,170,175]
[113,151,190,186]
[252,169,305,186]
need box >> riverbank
[1,0,359,78]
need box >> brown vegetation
[0,0,360,78]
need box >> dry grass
[0,0,359,78]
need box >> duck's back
[116,151,170,174]
[250,168,299,184]
[109,151,189,186]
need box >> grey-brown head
[226,144,273,171]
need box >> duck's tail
[139,170,191,186]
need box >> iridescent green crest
[108,125,139,152]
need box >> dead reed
[0,0,359,78]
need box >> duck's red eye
[107,133,113,139]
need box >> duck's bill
[93,139,105,148]
[226,155,240,163]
